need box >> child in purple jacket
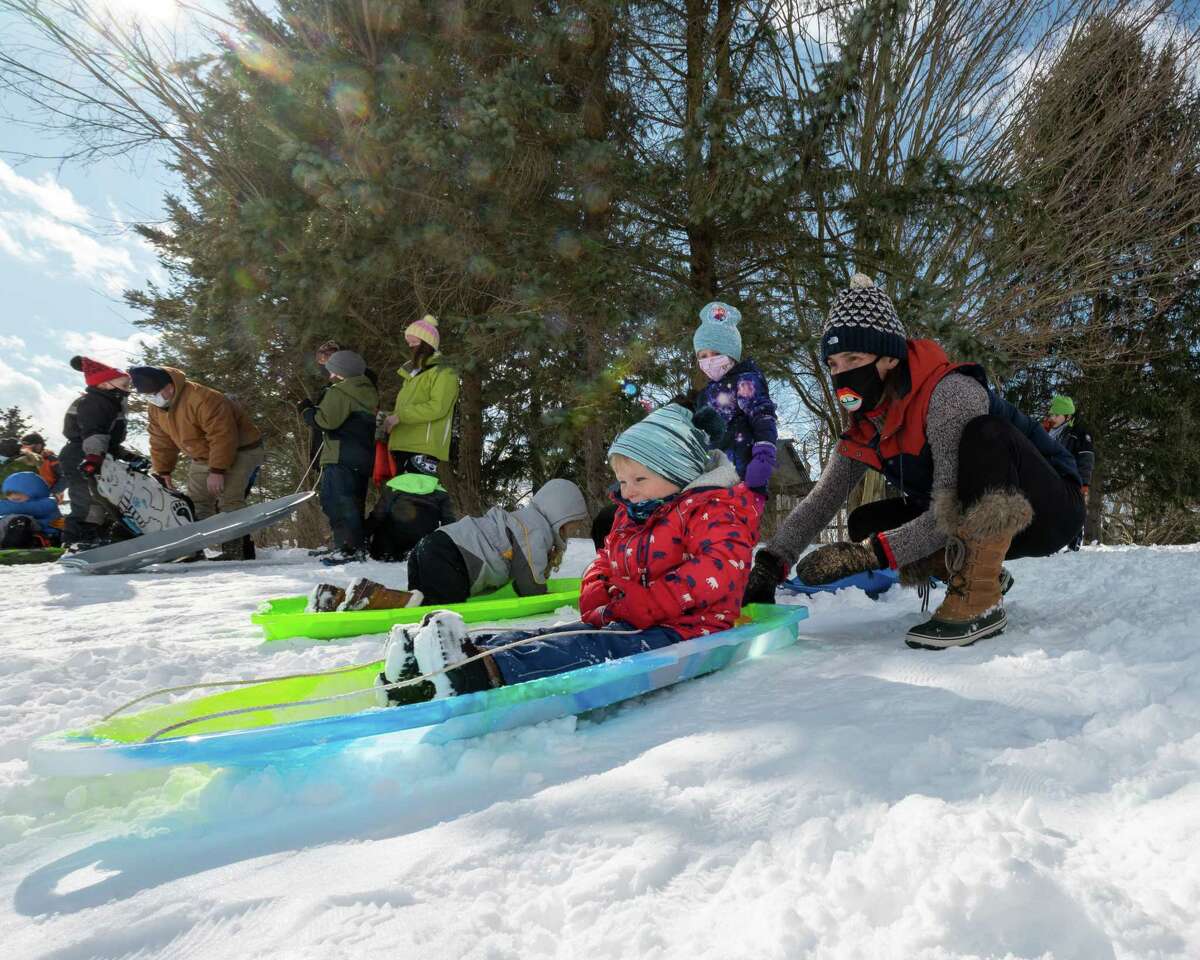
[691,301,778,494]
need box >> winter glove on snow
[744,442,777,492]
[743,548,790,605]
[81,453,104,477]
[795,541,878,586]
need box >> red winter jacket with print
[580,454,761,640]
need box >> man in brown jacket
[129,366,265,558]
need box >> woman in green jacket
[382,314,460,470]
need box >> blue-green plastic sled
[30,603,808,777]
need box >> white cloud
[0,159,91,225]
[2,211,138,296]
[0,161,159,298]
[56,328,161,364]
[0,356,79,448]
[0,335,26,351]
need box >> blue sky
[0,0,188,445]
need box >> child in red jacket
[375,404,761,705]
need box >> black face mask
[833,362,885,415]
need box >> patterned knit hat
[820,274,907,364]
[405,314,440,350]
[70,355,128,388]
[609,403,712,488]
[693,301,743,361]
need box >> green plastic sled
[0,546,65,566]
[252,577,583,643]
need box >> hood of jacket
[530,479,589,548]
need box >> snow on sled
[782,568,898,599]
[0,546,64,566]
[31,603,808,777]
[57,491,314,575]
[253,577,584,643]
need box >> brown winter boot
[339,578,425,612]
[905,490,1032,650]
[308,583,346,613]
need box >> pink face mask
[699,354,736,381]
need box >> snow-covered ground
[1,542,1198,959]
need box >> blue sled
[782,568,899,599]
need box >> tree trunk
[1085,455,1104,543]
[450,367,484,516]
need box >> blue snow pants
[478,620,683,685]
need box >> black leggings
[407,529,472,603]
[849,415,1085,559]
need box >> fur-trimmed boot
[308,583,346,613]
[905,490,1032,650]
[412,611,499,699]
[899,551,1015,612]
[338,578,424,612]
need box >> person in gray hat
[297,349,379,564]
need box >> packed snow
[1,541,1198,959]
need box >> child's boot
[374,625,435,706]
[412,611,497,699]
[307,583,346,613]
[339,578,424,612]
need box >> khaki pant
[186,445,266,520]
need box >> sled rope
[140,627,639,743]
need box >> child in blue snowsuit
[0,471,62,546]
[690,301,778,494]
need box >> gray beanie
[820,273,907,364]
[325,350,366,378]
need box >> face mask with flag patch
[833,362,885,414]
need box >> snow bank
[1,543,1197,958]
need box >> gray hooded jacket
[440,478,589,596]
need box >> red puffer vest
[580,471,760,640]
[836,339,979,498]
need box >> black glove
[296,397,316,413]
[795,541,878,586]
[744,548,790,605]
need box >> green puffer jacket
[387,354,460,461]
[307,374,379,469]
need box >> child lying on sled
[307,477,591,613]
[374,403,760,705]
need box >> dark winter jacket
[303,374,379,472]
[61,386,129,464]
[837,339,1081,496]
[366,472,457,561]
[580,453,760,640]
[1048,418,1095,487]
[694,358,778,489]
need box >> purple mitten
[744,441,777,490]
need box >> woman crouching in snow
[744,274,1085,649]
[373,403,760,705]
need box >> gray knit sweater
[768,373,990,568]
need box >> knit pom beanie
[820,274,907,364]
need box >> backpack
[0,515,35,549]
